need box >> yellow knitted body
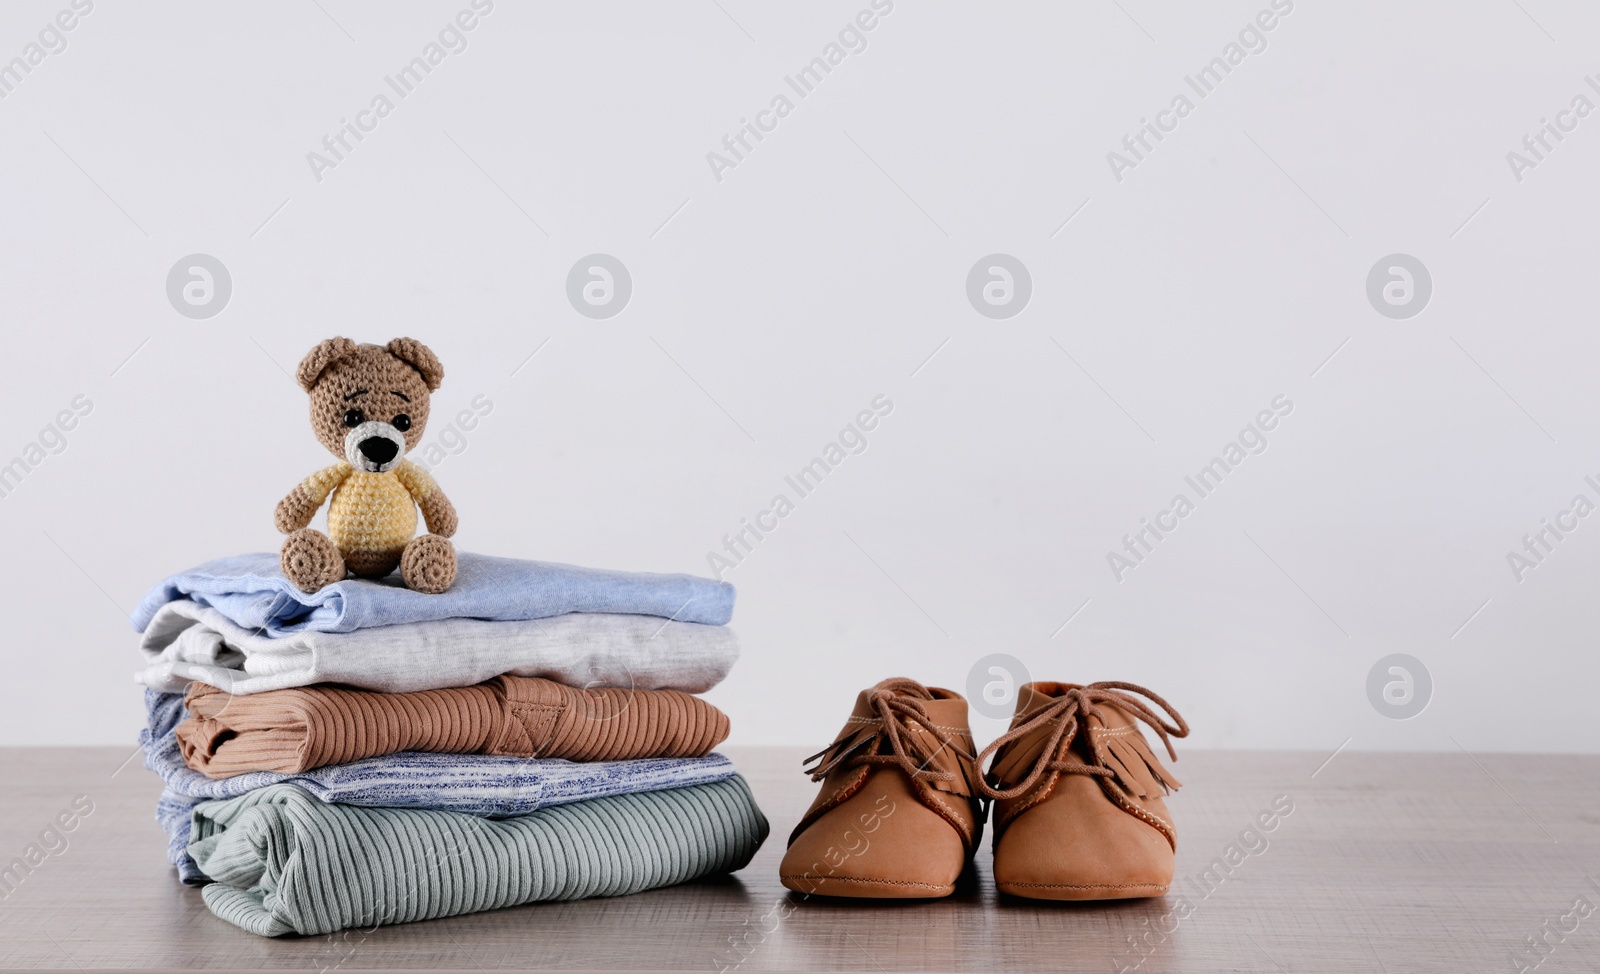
[300,460,438,565]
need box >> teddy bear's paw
[401,534,457,594]
[281,528,347,593]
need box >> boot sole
[780,874,956,899]
[996,881,1170,901]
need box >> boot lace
[802,679,976,788]
[974,681,1188,801]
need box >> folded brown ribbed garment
[177,677,731,779]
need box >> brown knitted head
[295,338,443,472]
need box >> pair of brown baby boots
[778,677,1188,900]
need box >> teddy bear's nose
[357,436,400,465]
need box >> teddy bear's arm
[418,489,458,537]
[395,461,458,538]
[274,463,353,534]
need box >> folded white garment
[136,600,738,696]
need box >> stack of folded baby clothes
[131,551,767,937]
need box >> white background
[1,0,1597,753]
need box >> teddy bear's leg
[280,528,347,593]
[400,534,456,594]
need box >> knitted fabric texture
[177,676,732,777]
[141,689,737,884]
[276,338,456,591]
[189,777,769,936]
[319,461,435,558]
[296,338,440,458]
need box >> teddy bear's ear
[385,338,444,391]
[296,337,359,392]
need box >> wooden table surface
[0,745,1595,972]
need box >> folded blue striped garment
[141,689,737,884]
[130,550,736,637]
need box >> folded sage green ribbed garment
[189,776,768,936]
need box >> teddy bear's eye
[343,409,364,428]
[393,414,412,432]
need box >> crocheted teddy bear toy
[275,337,459,594]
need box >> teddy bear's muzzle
[343,421,408,473]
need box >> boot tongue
[849,678,937,721]
[919,694,971,730]
[1011,683,1057,720]
[1011,682,1090,726]
[848,689,879,721]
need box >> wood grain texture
[0,745,1596,972]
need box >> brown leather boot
[779,678,983,898]
[980,681,1189,900]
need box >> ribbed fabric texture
[142,688,738,884]
[190,777,769,937]
[177,676,731,778]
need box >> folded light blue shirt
[130,551,735,636]
[140,689,737,884]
